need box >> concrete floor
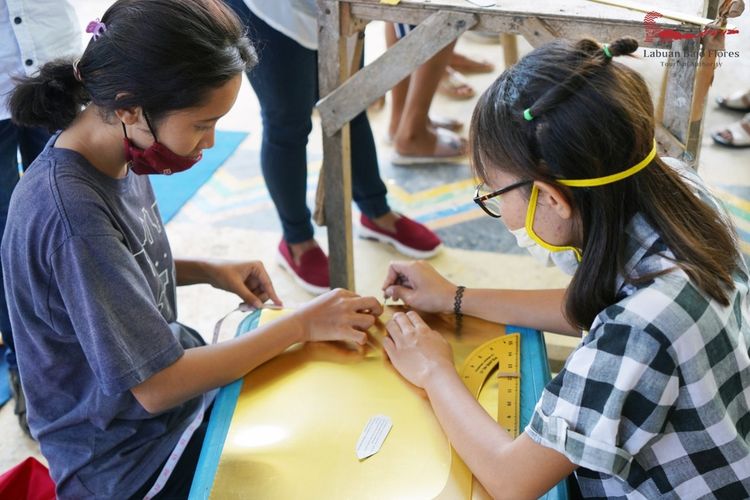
[2,0,749,478]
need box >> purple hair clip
[86,18,107,41]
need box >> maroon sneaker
[277,240,330,295]
[359,213,442,258]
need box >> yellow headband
[524,140,658,261]
[556,140,657,188]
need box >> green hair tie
[523,108,534,121]
[602,44,613,58]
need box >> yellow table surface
[209,306,509,499]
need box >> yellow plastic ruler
[461,333,521,437]
[436,333,521,499]
[494,334,522,438]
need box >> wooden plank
[661,38,700,160]
[317,10,477,136]
[517,16,558,48]
[655,123,690,165]
[479,17,695,49]
[683,0,723,166]
[349,4,698,49]
[317,0,355,290]
[587,0,721,26]
[348,0,693,25]
[703,0,721,18]
[349,31,365,78]
[500,34,518,66]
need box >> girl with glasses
[381,37,749,498]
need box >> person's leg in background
[712,88,750,148]
[225,0,330,294]
[0,120,20,357]
[0,119,49,437]
[224,1,442,294]
[385,24,467,164]
[345,53,443,259]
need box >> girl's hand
[382,311,454,388]
[292,288,383,346]
[208,261,282,308]
[382,261,456,313]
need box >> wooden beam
[517,16,558,48]
[587,0,721,26]
[317,10,477,137]
[661,38,700,164]
[655,124,689,165]
[317,0,355,290]
[500,34,518,66]
[349,2,700,49]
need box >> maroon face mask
[122,113,202,175]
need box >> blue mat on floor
[150,130,248,223]
[0,346,10,407]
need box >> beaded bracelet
[454,285,466,318]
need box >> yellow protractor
[436,334,522,499]
[460,333,521,437]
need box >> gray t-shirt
[1,134,204,498]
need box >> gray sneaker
[9,368,33,439]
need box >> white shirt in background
[0,0,81,120]
[244,0,318,50]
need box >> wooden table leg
[318,0,355,289]
[661,38,700,167]
[500,33,518,67]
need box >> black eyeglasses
[473,180,533,218]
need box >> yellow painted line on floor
[426,210,485,230]
[734,214,750,233]
[386,179,475,204]
[712,187,750,214]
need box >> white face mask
[550,248,580,276]
[509,227,580,275]
[510,226,553,267]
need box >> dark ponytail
[10,0,256,132]
[10,60,89,132]
[471,37,741,330]
[525,38,639,120]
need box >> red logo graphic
[644,11,739,42]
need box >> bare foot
[449,52,495,74]
[437,67,475,100]
[388,115,463,141]
[393,127,466,158]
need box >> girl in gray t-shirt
[3,1,382,498]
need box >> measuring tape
[436,333,521,499]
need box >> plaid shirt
[526,172,750,498]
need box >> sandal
[391,128,467,165]
[449,52,495,74]
[437,67,475,100]
[711,116,750,148]
[429,113,463,132]
[716,90,750,112]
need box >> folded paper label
[355,415,393,460]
